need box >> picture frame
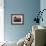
[11,14,24,25]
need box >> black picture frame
[11,14,24,25]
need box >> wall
[40,0,46,26]
[4,0,40,42]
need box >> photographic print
[11,14,24,25]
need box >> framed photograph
[11,14,24,25]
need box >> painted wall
[40,0,46,26]
[4,0,40,42]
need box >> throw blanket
[23,32,34,46]
[17,32,34,46]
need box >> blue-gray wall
[40,0,46,27]
[4,0,40,42]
